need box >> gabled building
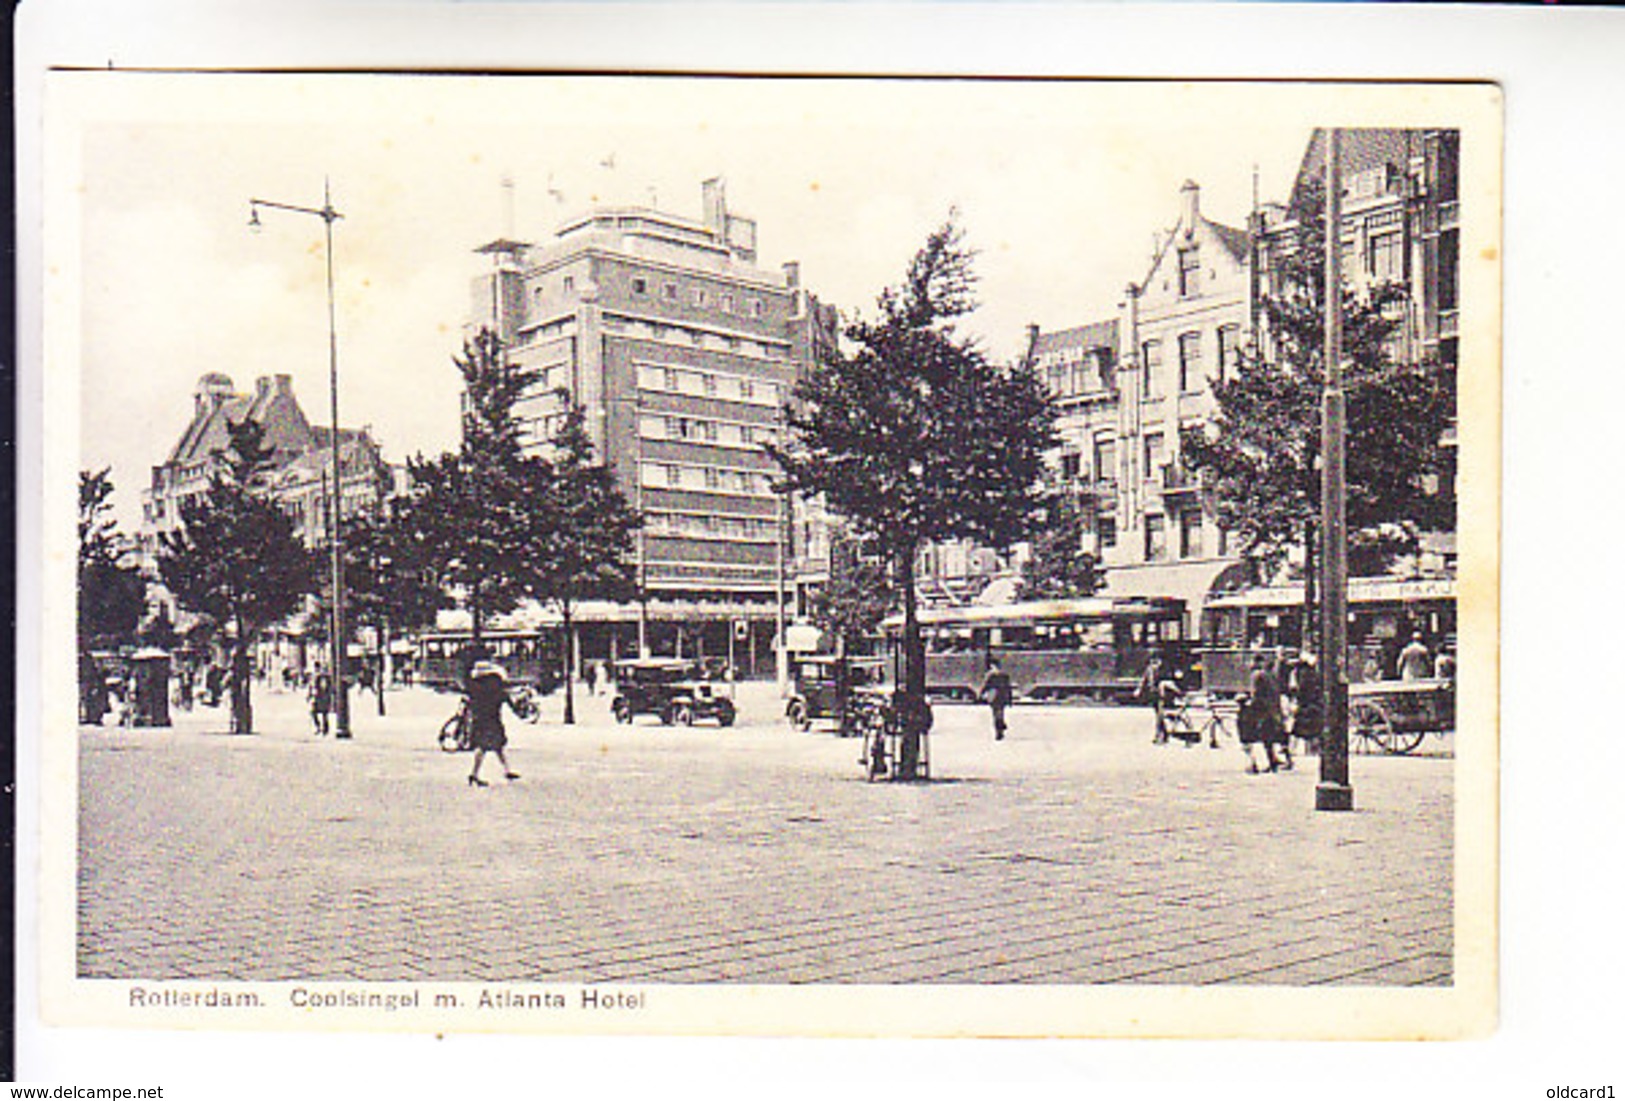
[140,372,394,563]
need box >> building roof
[1290,127,1425,210]
[166,378,314,468]
[1207,219,1253,265]
[1033,318,1118,357]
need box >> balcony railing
[1159,462,1201,497]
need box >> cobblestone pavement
[78,681,1452,986]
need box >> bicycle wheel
[438,713,466,752]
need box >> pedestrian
[1287,651,1321,758]
[980,659,1013,742]
[1141,652,1167,744]
[1239,654,1286,773]
[79,652,110,726]
[465,661,521,788]
[1434,648,1456,683]
[1397,632,1432,682]
[583,660,598,697]
[308,664,333,736]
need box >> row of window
[613,274,768,321]
[607,315,787,359]
[635,362,784,408]
[1141,511,1210,562]
[640,460,775,498]
[644,510,778,544]
[1139,324,1242,399]
[639,414,778,449]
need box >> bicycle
[1159,691,1234,749]
[438,700,473,753]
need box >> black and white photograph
[35,70,1499,1043]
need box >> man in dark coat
[980,659,1014,742]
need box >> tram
[1198,575,1456,692]
[885,597,1190,703]
[414,629,563,692]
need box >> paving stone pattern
[78,683,1452,986]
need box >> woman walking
[466,661,521,788]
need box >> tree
[806,531,895,734]
[807,531,895,656]
[1015,494,1102,602]
[340,497,449,715]
[78,468,147,652]
[405,328,552,644]
[768,216,1058,774]
[158,418,320,733]
[526,395,641,724]
[1181,177,1455,585]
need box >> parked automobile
[611,659,736,727]
[786,654,888,735]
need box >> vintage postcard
[34,71,1500,1040]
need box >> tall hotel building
[469,179,838,665]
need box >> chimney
[782,260,801,289]
[274,373,293,395]
[702,177,727,234]
[1181,180,1201,238]
[255,376,272,398]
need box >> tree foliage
[1180,178,1456,577]
[527,395,641,723]
[767,216,1058,695]
[807,532,895,653]
[1015,494,1102,602]
[158,418,320,733]
[404,328,554,639]
[78,467,147,651]
[339,496,449,714]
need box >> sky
[67,73,1353,530]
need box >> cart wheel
[1351,701,1420,754]
[1375,727,1426,755]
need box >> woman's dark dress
[468,675,508,752]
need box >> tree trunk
[230,621,253,735]
[376,620,388,717]
[562,604,576,725]
[899,542,923,695]
[897,541,923,780]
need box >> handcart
[1348,678,1455,755]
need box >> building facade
[470,179,839,665]
[916,127,1460,633]
[140,372,393,563]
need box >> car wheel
[716,702,736,728]
[788,702,809,731]
[612,698,631,724]
[675,703,695,726]
[659,704,676,726]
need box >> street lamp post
[1317,130,1353,811]
[250,180,352,740]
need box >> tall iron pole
[1316,130,1353,811]
[250,181,350,739]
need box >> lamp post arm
[250,197,343,223]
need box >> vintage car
[611,658,736,727]
[786,654,889,734]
